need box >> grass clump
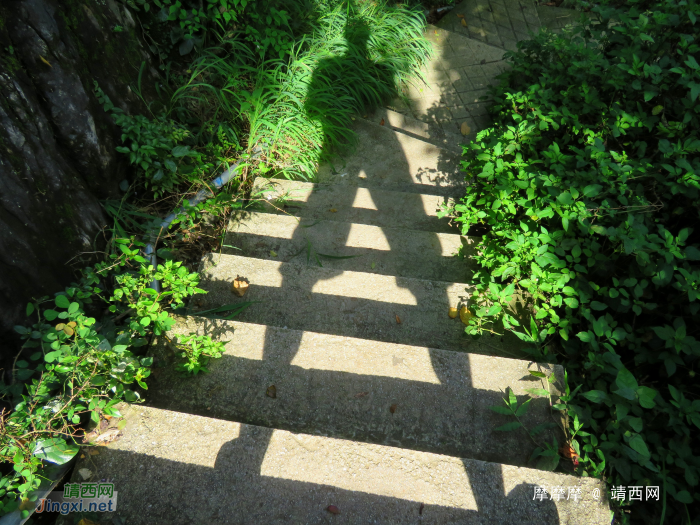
[443,0,700,522]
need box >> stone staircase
[70,2,609,523]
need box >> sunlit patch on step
[260,431,477,510]
[310,270,418,305]
[351,187,379,210]
[345,223,391,250]
[290,332,441,384]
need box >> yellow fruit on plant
[459,306,473,325]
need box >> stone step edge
[227,208,470,242]
[363,107,464,153]
[79,403,610,525]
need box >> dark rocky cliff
[0,0,158,360]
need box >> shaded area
[0,0,160,355]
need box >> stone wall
[0,0,159,360]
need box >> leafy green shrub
[95,83,202,198]
[124,0,305,60]
[444,0,700,521]
[0,240,218,517]
[174,334,226,375]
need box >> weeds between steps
[0,0,430,518]
[444,0,700,522]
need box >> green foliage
[445,0,700,520]
[124,0,304,61]
[168,1,431,179]
[174,334,226,375]
[95,83,201,198]
[1,242,218,516]
[489,374,560,470]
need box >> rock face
[0,0,159,359]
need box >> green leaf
[590,301,607,311]
[536,452,560,471]
[685,56,700,70]
[576,330,594,342]
[495,421,522,432]
[55,295,70,309]
[140,317,151,326]
[582,390,609,403]
[528,370,547,378]
[525,388,550,397]
[515,398,532,416]
[637,386,657,409]
[32,438,79,465]
[675,491,693,504]
[489,405,513,415]
[564,297,579,308]
[582,184,602,198]
[68,302,79,314]
[26,303,35,317]
[628,434,650,458]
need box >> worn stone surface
[437,0,543,51]
[0,0,159,354]
[69,404,609,525]
[149,316,564,467]
[225,211,473,282]
[314,118,464,196]
[253,178,457,233]
[196,253,526,357]
[387,26,510,148]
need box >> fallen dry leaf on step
[329,208,337,213]
[448,307,458,319]
[39,55,53,68]
[327,505,340,514]
[461,18,467,27]
[389,404,398,414]
[270,250,278,257]
[92,429,121,446]
[380,118,385,126]
[266,385,277,399]
[395,314,402,324]
[461,122,471,136]
[354,391,369,398]
[459,306,473,325]
[232,276,249,297]
[419,503,425,515]
[78,468,93,480]
[77,519,99,525]
[89,449,100,456]
[457,13,465,18]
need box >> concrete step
[252,178,459,233]
[73,404,610,524]
[384,26,511,147]
[195,253,522,357]
[312,118,465,196]
[224,211,474,282]
[364,107,465,153]
[150,316,563,467]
